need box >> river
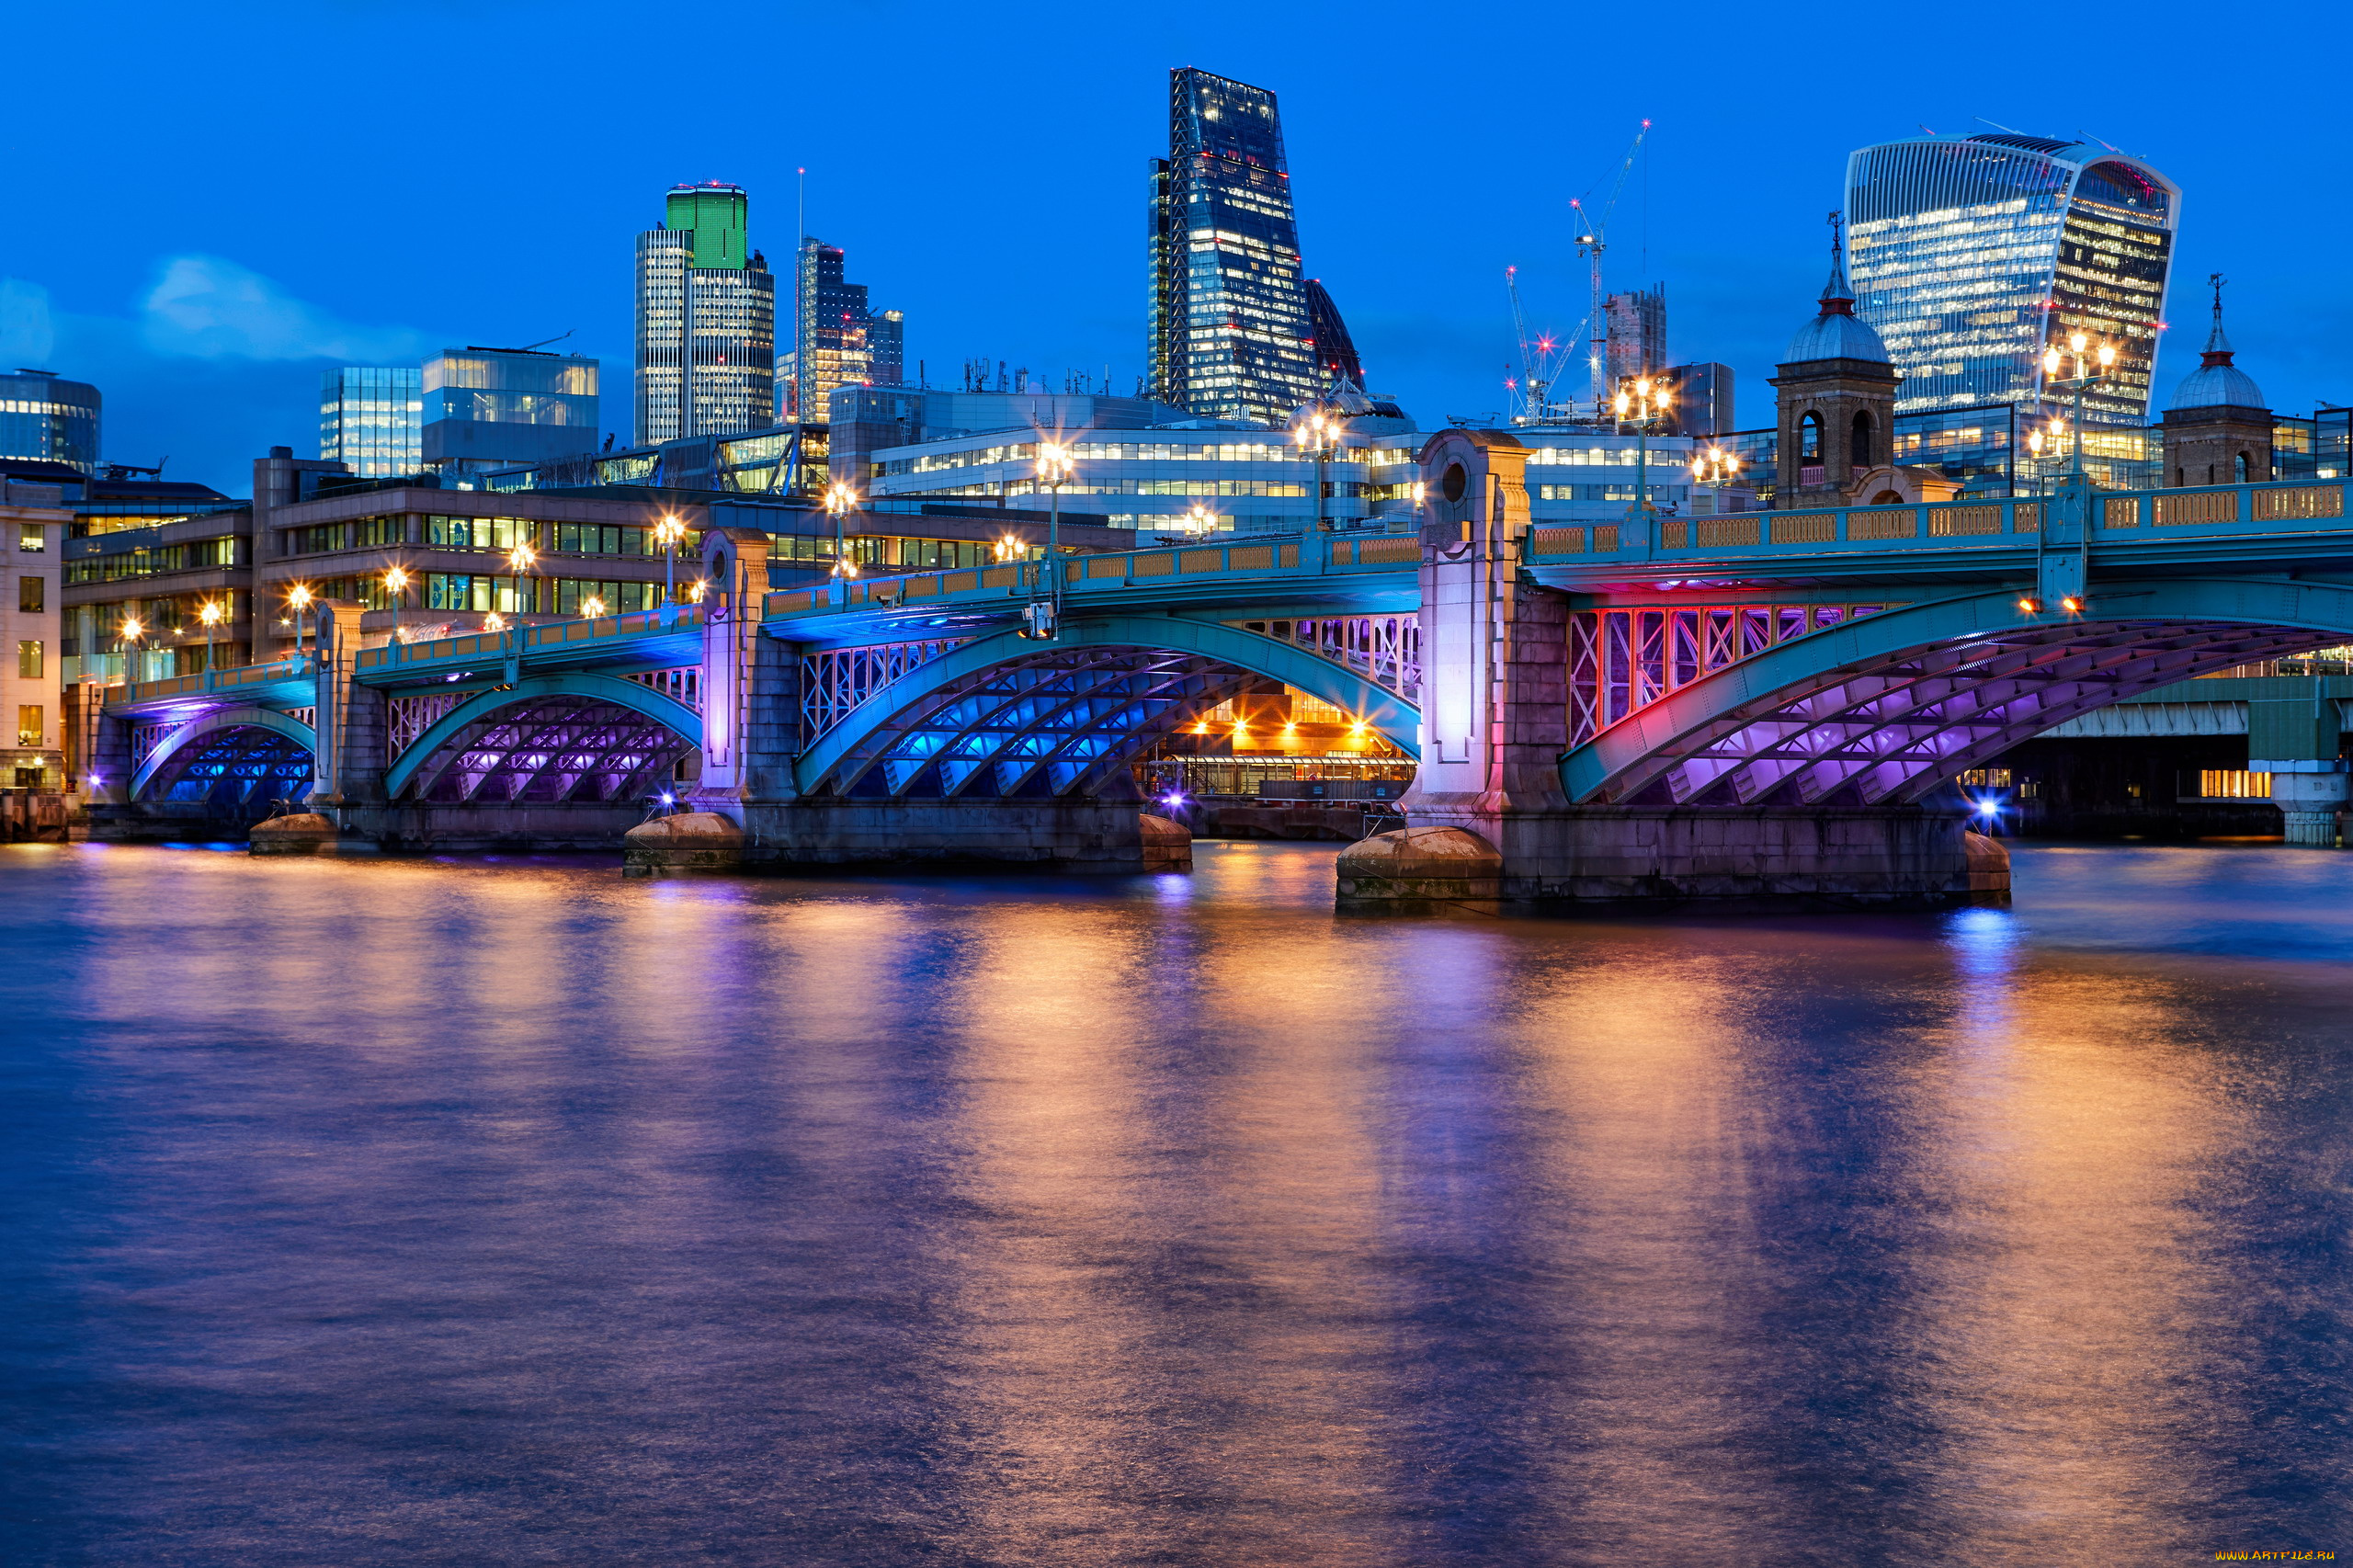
[3,840,2348,1565]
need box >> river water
[4,840,2348,1566]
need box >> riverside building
[319,366,423,477]
[1845,133,2178,426]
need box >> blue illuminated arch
[131,705,317,800]
[793,615,1421,797]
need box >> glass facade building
[421,347,599,472]
[635,182,777,445]
[786,239,899,424]
[319,366,422,476]
[0,369,100,476]
[1846,134,2178,426]
[1149,68,1345,426]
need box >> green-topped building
[634,182,776,445]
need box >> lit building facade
[1846,133,2178,426]
[634,183,777,445]
[1149,68,1346,425]
[0,370,100,477]
[786,239,900,423]
[319,366,422,477]
[2,484,66,788]
[422,347,598,474]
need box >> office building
[319,366,423,477]
[1605,287,1666,384]
[421,347,598,474]
[1149,68,1347,424]
[1846,133,2178,425]
[1,369,100,477]
[635,182,777,445]
[826,386,1191,491]
[786,239,900,423]
[2,481,66,789]
[1304,279,1363,388]
[1663,362,1735,437]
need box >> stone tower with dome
[1768,215,1953,509]
[2161,275,2273,487]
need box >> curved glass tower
[0,369,99,476]
[1845,134,2177,426]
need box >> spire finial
[1818,210,1855,315]
[2201,271,2234,363]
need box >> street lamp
[198,598,224,672]
[581,595,607,620]
[506,539,537,627]
[382,565,410,624]
[654,513,689,604]
[1614,377,1673,528]
[824,483,859,579]
[1026,440,1074,640]
[119,614,145,683]
[995,533,1026,562]
[1291,409,1342,531]
[1181,502,1216,537]
[1690,446,1742,488]
[2041,332,2116,480]
[288,584,313,660]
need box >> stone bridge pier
[1358,429,1980,910]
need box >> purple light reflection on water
[0,841,2347,1564]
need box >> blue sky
[4,0,2346,495]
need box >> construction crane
[1505,265,1576,426]
[1569,119,1652,415]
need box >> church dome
[1782,248,1890,365]
[2167,276,2265,411]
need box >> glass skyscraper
[0,369,99,476]
[1846,134,2178,426]
[1150,68,1346,426]
[635,182,777,445]
[319,366,422,476]
[422,347,598,472]
[787,239,901,423]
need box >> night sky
[5,0,2344,496]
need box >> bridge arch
[383,671,703,803]
[1563,577,2353,809]
[793,614,1421,800]
[132,705,317,805]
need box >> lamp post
[506,539,537,631]
[382,565,410,634]
[581,595,607,620]
[119,615,146,686]
[288,584,313,661]
[1291,409,1341,531]
[1028,440,1074,640]
[1182,501,1216,537]
[654,512,689,605]
[1688,445,1743,514]
[198,598,224,672]
[2041,331,2115,481]
[1614,377,1673,529]
[824,482,859,580]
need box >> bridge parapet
[1527,478,2349,585]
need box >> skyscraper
[0,369,99,476]
[1302,279,1363,389]
[634,182,777,445]
[787,239,901,423]
[319,366,422,476]
[1149,68,1343,424]
[1845,134,2177,426]
[1604,286,1667,385]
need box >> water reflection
[2,841,2347,1564]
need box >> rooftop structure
[320,366,422,478]
[0,369,100,478]
[635,183,777,445]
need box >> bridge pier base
[1357,803,1984,913]
[739,799,1146,873]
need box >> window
[1800,412,1824,461]
[2235,453,2250,483]
[17,523,42,551]
[17,640,40,678]
[1852,412,1875,467]
[18,575,41,612]
[16,704,40,746]
[2199,769,2272,800]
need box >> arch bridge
[90,442,2353,893]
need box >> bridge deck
[353,606,707,687]
[106,656,319,717]
[760,534,1423,643]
